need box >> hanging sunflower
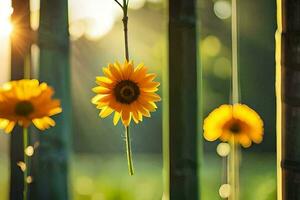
[91,60,161,126]
[0,79,62,133]
[203,104,263,148]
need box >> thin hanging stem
[122,0,130,61]
[229,0,240,198]
[125,126,134,175]
[114,0,134,175]
[229,139,240,200]
[231,0,239,104]
[114,0,123,8]
[23,128,29,200]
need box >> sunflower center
[114,80,140,104]
[229,122,241,133]
[15,101,34,116]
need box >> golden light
[69,0,118,41]
[85,17,114,40]
[201,35,221,57]
[128,0,146,10]
[213,57,231,79]
[219,184,231,198]
[0,20,13,37]
[0,1,12,85]
[0,1,13,37]
[26,176,33,183]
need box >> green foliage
[0,153,276,200]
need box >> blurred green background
[0,0,276,199]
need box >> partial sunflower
[92,61,161,126]
[0,79,62,133]
[203,104,263,148]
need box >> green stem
[229,139,240,200]
[23,128,29,200]
[231,0,239,104]
[122,0,129,61]
[125,126,134,175]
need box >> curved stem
[125,126,134,175]
[23,128,29,200]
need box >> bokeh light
[91,193,105,200]
[68,0,121,41]
[0,1,13,37]
[75,176,95,195]
[85,17,114,40]
[128,0,146,10]
[0,1,12,85]
[214,0,232,20]
[25,146,34,157]
[201,35,221,57]
[30,0,40,30]
[26,176,33,183]
[213,57,231,79]
[219,184,231,198]
[216,142,230,157]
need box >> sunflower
[203,104,263,148]
[0,79,62,133]
[92,61,161,126]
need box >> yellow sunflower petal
[113,111,121,126]
[92,86,111,94]
[0,79,61,132]
[4,121,16,133]
[121,107,131,127]
[99,106,114,118]
[96,76,113,87]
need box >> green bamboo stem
[125,126,134,175]
[277,0,300,199]
[31,0,71,199]
[23,128,29,200]
[168,0,199,199]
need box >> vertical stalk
[168,0,199,199]
[23,128,29,200]
[231,0,239,105]
[125,126,134,175]
[278,0,300,199]
[229,140,240,200]
[122,0,129,61]
[275,0,282,199]
[31,0,71,199]
[230,0,240,199]
[10,0,32,199]
[115,0,135,175]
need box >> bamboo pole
[10,0,32,199]
[277,0,300,199]
[165,0,200,199]
[31,0,71,199]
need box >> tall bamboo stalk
[277,0,300,199]
[31,0,71,199]
[165,0,200,199]
[10,0,32,199]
